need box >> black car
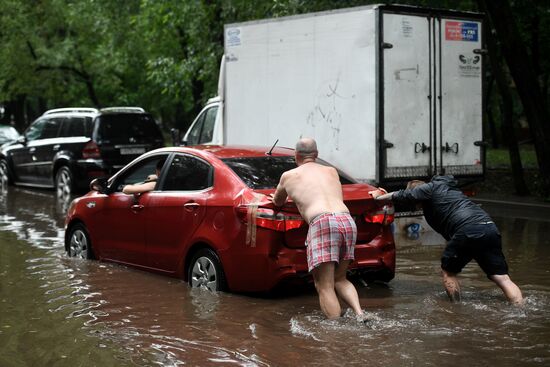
[0,107,164,196]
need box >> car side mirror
[16,135,27,145]
[170,128,181,147]
[90,177,108,194]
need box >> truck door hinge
[442,142,459,154]
[381,42,393,49]
[414,142,430,154]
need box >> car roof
[41,106,148,118]
[42,108,99,117]
[153,145,296,159]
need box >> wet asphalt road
[1,186,549,366]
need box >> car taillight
[364,203,395,225]
[82,141,101,159]
[236,206,305,232]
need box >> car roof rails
[43,107,99,115]
[99,107,146,113]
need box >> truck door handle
[184,202,200,212]
[474,141,488,147]
[442,142,459,154]
[414,142,430,153]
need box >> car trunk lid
[235,185,394,249]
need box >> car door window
[112,155,168,192]
[199,106,218,144]
[161,154,212,191]
[59,117,92,137]
[25,119,47,141]
[186,113,206,145]
[39,118,62,139]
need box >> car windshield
[221,156,356,189]
[96,114,162,143]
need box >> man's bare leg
[442,269,461,302]
[312,262,341,319]
[489,274,524,305]
[334,259,363,316]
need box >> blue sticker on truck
[445,21,479,42]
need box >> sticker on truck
[457,54,481,78]
[445,21,478,42]
[226,27,241,47]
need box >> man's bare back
[271,138,364,320]
[273,162,349,223]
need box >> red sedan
[64,146,395,292]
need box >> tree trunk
[14,95,27,132]
[485,77,499,148]
[84,77,101,108]
[478,2,528,195]
[480,0,550,196]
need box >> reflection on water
[1,186,549,366]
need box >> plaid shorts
[306,212,357,272]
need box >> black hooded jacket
[392,175,492,240]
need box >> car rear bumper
[221,228,395,292]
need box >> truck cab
[182,97,222,146]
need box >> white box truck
[181,4,486,188]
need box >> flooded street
[1,187,549,366]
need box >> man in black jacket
[371,175,523,305]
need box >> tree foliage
[0,0,548,143]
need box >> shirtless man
[271,138,364,320]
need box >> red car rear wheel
[188,248,226,292]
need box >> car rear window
[221,156,356,189]
[96,114,163,142]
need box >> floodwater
[1,187,549,366]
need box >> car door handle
[184,202,200,212]
[53,144,60,151]
[29,147,36,153]
[131,204,144,212]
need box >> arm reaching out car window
[122,160,164,195]
[122,174,157,194]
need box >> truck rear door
[381,13,432,180]
[380,8,484,183]
[439,18,484,177]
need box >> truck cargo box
[183,4,486,187]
